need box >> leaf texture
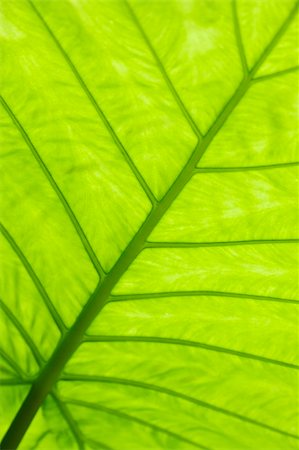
[0,0,298,449]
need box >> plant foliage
[0,0,298,448]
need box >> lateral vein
[65,399,209,450]
[0,298,43,366]
[52,392,85,450]
[124,0,202,139]
[109,290,299,304]
[232,0,249,75]
[195,161,299,173]
[252,65,299,83]
[83,335,299,370]
[0,97,105,279]
[0,348,25,379]
[27,0,157,207]
[0,223,66,333]
[85,438,115,450]
[2,4,297,447]
[61,375,299,440]
[145,239,299,248]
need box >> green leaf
[0,0,298,449]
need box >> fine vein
[2,3,298,448]
[0,98,105,279]
[30,431,51,450]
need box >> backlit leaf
[0,0,298,449]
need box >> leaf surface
[0,0,298,449]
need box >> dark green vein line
[0,98,105,279]
[52,392,84,450]
[0,379,31,386]
[109,290,299,304]
[61,375,299,440]
[0,299,43,366]
[0,348,25,378]
[124,0,202,139]
[65,399,210,450]
[249,2,298,76]
[146,239,299,248]
[85,438,115,450]
[253,65,299,83]
[195,161,299,173]
[3,5,297,448]
[232,0,248,75]
[30,431,51,450]
[83,336,299,370]
[28,0,157,207]
[0,223,66,333]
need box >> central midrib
[2,3,297,448]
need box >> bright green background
[0,0,298,448]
